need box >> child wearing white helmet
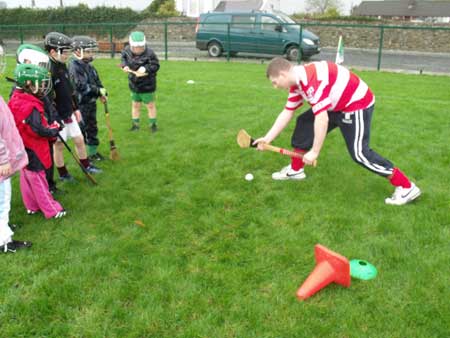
[121,31,160,133]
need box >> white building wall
[176,0,221,17]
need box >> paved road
[149,42,450,75]
[4,39,450,75]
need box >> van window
[276,13,296,24]
[202,15,231,31]
[231,15,256,30]
[261,16,280,31]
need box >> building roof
[353,0,450,17]
[215,0,263,12]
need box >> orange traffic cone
[296,244,351,300]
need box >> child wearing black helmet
[44,32,102,182]
[69,35,107,161]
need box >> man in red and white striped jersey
[253,57,420,205]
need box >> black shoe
[150,124,158,133]
[0,240,32,253]
[59,173,76,182]
[130,124,140,131]
[86,164,103,174]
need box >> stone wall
[303,20,450,53]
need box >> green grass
[0,59,449,337]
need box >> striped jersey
[285,61,375,115]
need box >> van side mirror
[275,25,283,32]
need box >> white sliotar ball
[245,173,254,181]
[187,80,195,84]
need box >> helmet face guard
[44,32,73,63]
[76,46,98,62]
[56,48,73,63]
[72,36,98,62]
[0,45,6,76]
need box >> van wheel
[286,45,299,61]
[208,42,222,57]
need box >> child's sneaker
[8,223,20,230]
[27,209,38,215]
[272,165,306,180]
[1,240,32,253]
[86,164,102,174]
[53,209,67,219]
[130,124,139,131]
[150,124,158,133]
[88,152,105,161]
[60,173,76,182]
[385,183,421,205]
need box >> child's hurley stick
[103,101,120,161]
[236,129,317,167]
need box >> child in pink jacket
[0,95,33,253]
[0,45,32,253]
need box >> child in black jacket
[121,31,160,133]
[69,36,107,161]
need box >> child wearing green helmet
[8,63,66,220]
[0,45,33,253]
[121,31,160,133]
[15,43,61,195]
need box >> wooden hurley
[126,69,148,77]
[57,133,98,185]
[103,101,120,161]
[236,129,317,167]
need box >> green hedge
[0,5,152,40]
[0,5,145,25]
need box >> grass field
[0,58,449,337]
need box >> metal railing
[1,21,449,73]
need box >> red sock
[291,148,306,171]
[80,158,90,168]
[389,168,412,189]
[57,165,68,177]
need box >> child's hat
[129,31,146,47]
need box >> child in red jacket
[8,63,66,219]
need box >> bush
[0,5,144,26]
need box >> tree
[143,0,179,17]
[305,0,342,15]
[157,0,179,16]
[145,0,164,14]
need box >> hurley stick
[117,64,148,77]
[103,101,120,161]
[57,133,98,185]
[237,129,317,167]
